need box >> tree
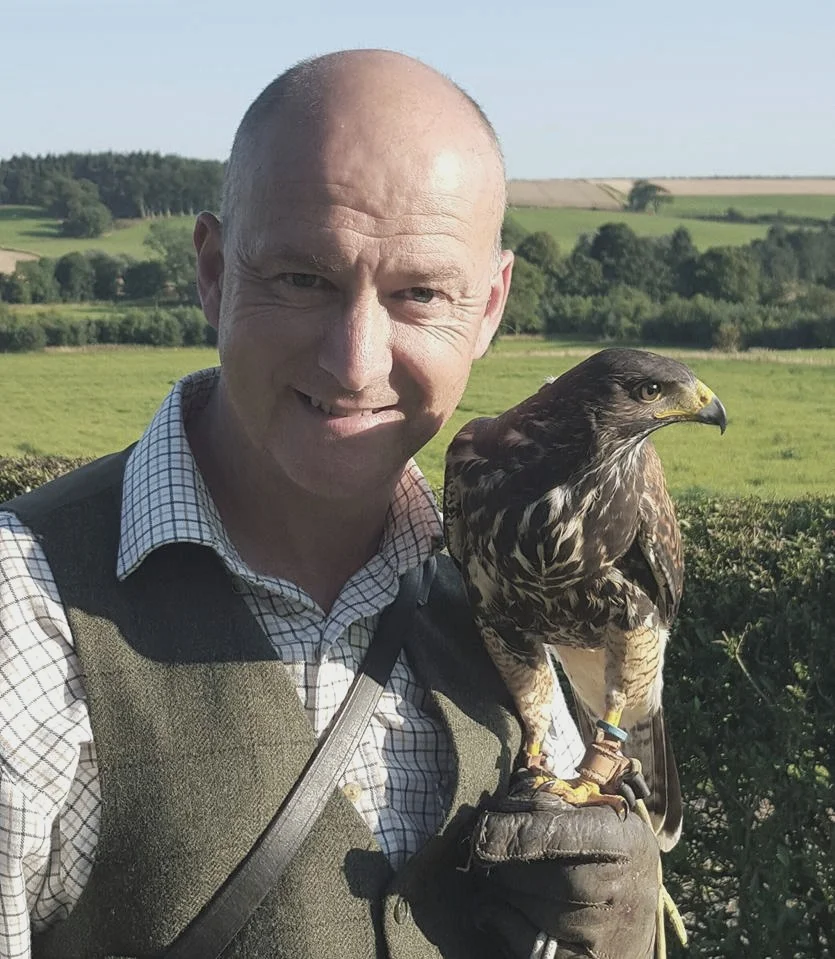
[588,224,674,300]
[61,199,112,238]
[500,258,546,334]
[144,220,197,302]
[626,179,672,213]
[55,253,96,302]
[751,226,799,302]
[123,260,167,300]
[44,176,100,218]
[501,215,529,251]
[691,247,761,303]
[88,252,125,300]
[16,259,60,303]
[661,227,699,297]
[547,252,605,298]
[515,232,560,274]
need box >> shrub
[0,314,47,352]
[0,455,91,501]
[39,311,94,347]
[117,309,184,347]
[664,495,834,957]
[169,306,213,346]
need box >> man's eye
[404,287,437,304]
[279,273,327,289]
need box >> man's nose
[318,293,393,393]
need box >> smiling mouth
[298,391,389,418]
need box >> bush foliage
[0,457,832,955]
[663,495,834,957]
[496,218,835,349]
[0,306,216,351]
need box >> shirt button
[342,782,362,804]
[394,896,411,925]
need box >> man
[0,50,659,958]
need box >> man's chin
[273,452,407,506]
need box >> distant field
[661,194,835,221]
[507,206,769,252]
[4,189,834,270]
[0,205,194,261]
[1,341,833,500]
[507,177,835,208]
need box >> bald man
[0,51,660,959]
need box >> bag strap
[162,555,437,959]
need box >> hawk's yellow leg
[527,708,629,812]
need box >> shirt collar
[117,367,443,597]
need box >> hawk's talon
[526,772,630,817]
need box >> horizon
[1,0,833,180]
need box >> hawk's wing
[635,440,684,624]
[608,439,684,850]
[442,417,491,570]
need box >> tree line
[500,218,835,349]
[0,153,224,236]
[1,209,834,351]
[0,220,197,305]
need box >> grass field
[507,206,770,252]
[1,342,833,500]
[4,193,833,267]
[0,205,194,259]
[660,194,835,221]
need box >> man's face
[200,131,511,502]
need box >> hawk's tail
[573,700,683,852]
[627,710,683,852]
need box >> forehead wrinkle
[241,174,481,221]
[238,203,481,255]
[236,235,474,284]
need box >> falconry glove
[469,783,660,959]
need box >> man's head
[194,49,513,502]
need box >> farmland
[501,179,835,252]
[659,193,835,221]
[0,205,193,263]
[507,205,769,251]
[1,341,833,500]
[3,181,835,272]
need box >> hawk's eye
[637,381,662,402]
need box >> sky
[1,0,833,180]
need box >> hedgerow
[0,306,217,352]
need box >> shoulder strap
[162,555,437,959]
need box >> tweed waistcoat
[6,449,523,959]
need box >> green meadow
[4,194,833,265]
[1,341,832,500]
[659,193,835,221]
[0,205,194,259]
[507,205,770,251]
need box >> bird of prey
[444,348,727,851]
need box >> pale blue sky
[1,0,833,179]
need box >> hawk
[444,348,727,850]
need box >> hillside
[3,177,834,272]
[507,177,835,208]
[0,205,194,272]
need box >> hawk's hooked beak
[655,379,727,434]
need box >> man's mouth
[299,391,389,418]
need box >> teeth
[307,395,374,417]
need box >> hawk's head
[544,348,727,447]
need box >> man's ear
[474,250,514,359]
[194,212,224,330]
